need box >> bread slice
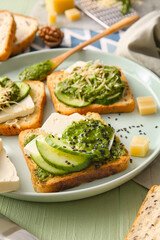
[0,10,16,61]
[47,68,135,115]
[11,14,38,56]
[0,81,46,136]
[19,112,130,193]
[125,185,160,240]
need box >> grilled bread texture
[0,81,46,136]
[19,112,130,193]
[47,68,135,115]
[0,10,16,61]
[125,185,160,240]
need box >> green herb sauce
[55,61,125,107]
[24,134,38,147]
[62,119,126,160]
[34,167,53,182]
[19,60,54,80]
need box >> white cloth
[116,11,160,77]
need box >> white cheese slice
[24,135,45,156]
[0,95,35,124]
[41,112,85,137]
[24,113,85,156]
[0,139,19,193]
[64,61,87,74]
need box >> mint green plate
[1,49,160,202]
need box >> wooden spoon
[19,14,139,81]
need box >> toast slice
[11,14,38,56]
[19,112,130,193]
[47,68,135,115]
[125,185,160,240]
[0,81,46,136]
[0,10,16,61]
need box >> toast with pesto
[47,61,135,115]
[0,10,16,61]
[19,112,130,193]
[0,80,46,135]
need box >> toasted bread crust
[0,81,46,136]
[47,68,135,115]
[124,185,159,239]
[0,10,16,61]
[11,13,38,56]
[19,112,130,193]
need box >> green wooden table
[0,1,148,239]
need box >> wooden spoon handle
[51,14,139,67]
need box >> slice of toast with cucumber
[0,80,46,135]
[47,61,135,115]
[19,112,130,193]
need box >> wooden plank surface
[0,182,147,240]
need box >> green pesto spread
[34,168,53,182]
[24,134,38,147]
[0,77,20,110]
[19,60,54,80]
[54,61,125,107]
[62,119,126,160]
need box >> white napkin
[116,10,160,77]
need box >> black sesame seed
[130,158,133,163]
[72,164,75,167]
[155,126,158,128]
[63,146,66,148]
[52,135,54,138]
[58,138,60,140]
[67,162,70,165]
[115,118,118,121]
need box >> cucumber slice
[15,81,31,102]
[46,135,95,158]
[30,153,66,175]
[94,90,124,105]
[36,141,91,172]
[54,88,91,108]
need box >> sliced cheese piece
[53,0,75,14]
[137,96,157,115]
[65,8,81,21]
[0,95,35,124]
[24,113,85,156]
[130,136,149,157]
[41,112,85,137]
[0,139,19,193]
[24,135,45,156]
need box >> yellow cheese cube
[137,96,157,115]
[53,0,75,14]
[48,11,57,24]
[65,8,81,21]
[130,136,149,157]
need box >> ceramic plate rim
[1,48,160,202]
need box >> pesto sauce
[19,60,54,80]
[0,77,20,110]
[55,62,125,107]
[34,167,53,182]
[62,119,117,160]
[24,134,38,147]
